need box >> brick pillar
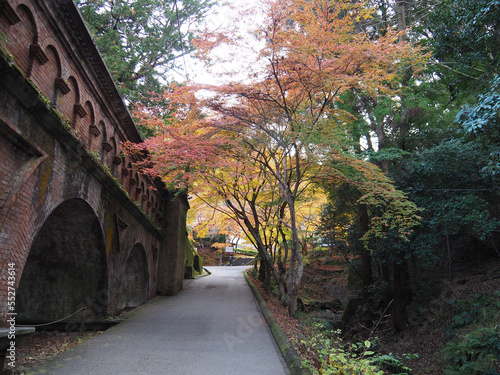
[156,194,189,295]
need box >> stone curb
[243,271,313,375]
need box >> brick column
[156,194,189,296]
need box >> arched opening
[16,199,108,324]
[108,136,118,176]
[64,76,79,124]
[10,5,37,75]
[117,244,149,310]
[40,45,59,101]
[134,173,141,200]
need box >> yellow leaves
[267,0,427,98]
[295,190,327,233]
[320,153,421,244]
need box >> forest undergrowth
[248,255,500,375]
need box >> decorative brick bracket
[102,142,112,152]
[55,77,71,95]
[89,125,101,137]
[73,103,87,118]
[29,44,49,64]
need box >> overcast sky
[168,0,261,85]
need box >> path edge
[243,271,312,375]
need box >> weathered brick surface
[0,0,187,325]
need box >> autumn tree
[129,0,424,317]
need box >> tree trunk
[286,201,304,317]
[380,260,392,306]
[359,204,373,298]
[391,0,411,334]
[396,0,407,43]
[392,262,406,332]
[258,261,267,283]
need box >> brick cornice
[53,1,143,144]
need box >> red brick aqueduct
[0,0,189,327]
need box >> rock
[341,297,365,323]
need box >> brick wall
[0,0,188,325]
[0,0,163,218]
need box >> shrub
[236,248,258,256]
[308,247,331,260]
[442,326,500,375]
[442,291,500,375]
[299,331,415,375]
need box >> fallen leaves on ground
[3,331,102,374]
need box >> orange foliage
[127,0,426,316]
[130,0,426,193]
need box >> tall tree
[427,0,500,91]
[129,0,424,317]
[76,0,214,101]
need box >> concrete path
[26,266,290,375]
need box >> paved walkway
[26,266,290,375]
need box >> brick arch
[151,195,156,212]
[133,172,140,200]
[120,158,130,186]
[71,78,87,127]
[83,101,95,149]
[140,181,146,208]
[109,137,118,157]
[98,121,109,163]
[145,189,151,215]
[108,137,119,176]
[117,243,149,309]
[88,118,101,150]
[9,4,37,75]
[47,45,62,101]
[101,130,113,164]
[150,195,158,223]
[41,42,71,108]
[99,120,107,142]
[16,198,108,323]
[123,162,134,192]
[59,75,79,124]
[0,0,189,324]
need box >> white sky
[168,0,263,85]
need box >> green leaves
[392,138,500,265]
[299,330,419,375]
[456,75,500,180]
[76,0,215,100]
[457,76,500,135]
[427,0,500,88]
[443,292,500,375]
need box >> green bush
[185,239,203,277]
[299,331,415,375]
[308,247,331,260]
[442,292,500,375]
[442,326,500,375]
[236,248,258,256]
